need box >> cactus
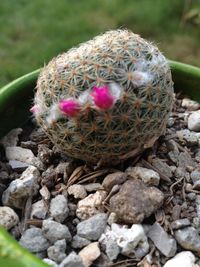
[33,29,174,163]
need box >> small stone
[9,160,30,171]
[5,146,35,165]
[40,186,51,201]
[72,235,91,249]
[182,98,200,111]
[191,170,200,189]
[126,166,160,186]
[0,171,9,181]
[195,195,200,218]
[107,212,117,225]
[43,258,58,267]
[42,219,72,244]
[177,129,199,146]
[147,222,177,257]
[0,206,19,230]
[47,239,66,263]
[187,192,196,201]
[163,251,198,267]
[68,184,87,199]
[59,252,84,267]
[0,128,22,148]
[168,151,179,165]
[76,190,107,220]
[188,111,200,132]
[77,213,107,241]
[109,180,164,224]
[102,172,127,192]
[178,151,196,169]
[104,238,120,261]
[175,226,200,254]
[19,227,50,253]
[171,219,191,230]
[37,144,53,165]
[79,242,101,267]
[84,183,102,192]
[2,166,40,208]
[151,158,173,178]
[42,166,57,189]
[55,162,74,183]
[100,223,149,259]
[50,195,69,223]
[31,199,48,219]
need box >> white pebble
[68,184,87,199]
[163,251,198,267]
[0,206,19,230]
[188,111,200,132]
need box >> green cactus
[33,29,174,163]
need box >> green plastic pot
[0,60,200,267]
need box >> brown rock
[102,172,127,192]
[109,180,164,224]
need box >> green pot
[0,60,200,267]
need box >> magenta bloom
[91,85,114,110]
[30,105,38,113]
[59,99,80,117]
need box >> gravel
[1,93,200,266]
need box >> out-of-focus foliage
[0,0,200,87]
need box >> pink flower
[30,105,39,113]
[91,85,115,110]
[59,99,80,117]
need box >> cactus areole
[33,30,174,163]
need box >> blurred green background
[0,0,200,87]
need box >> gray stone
[104,238,120,261]
[188,111,200,132]
[2,166,40,208]
[177,129,199,146]
[50,195,69,223]
[109,180,164,224]
[59,252,84,267]
[47,239,66,263]
[126,166,160,186]
[102,172,127,192]
[42,219,72,244]
[152,158,173,178]
[178,151,196,169]
[19,227,50,253]
[187,192,196,201]
[77,213,108,241]
[84,183,102,192]
[171,219,191,230]
[168,150,179,165]
[31,199,48,219]
[195,195,200,218]
[175,226,200,254]
[191,170,200,189]
[6,146,35,164]
[71,235,91,249]
[0,128,22,148]
[9,160,30,171]
[147,222,177,257]
[67,184,87,199]
[0,206,19,230]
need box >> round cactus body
[33,30,174,163]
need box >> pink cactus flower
[59,99,80,117]
[91,85,115,110]
[30,105,39,113]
